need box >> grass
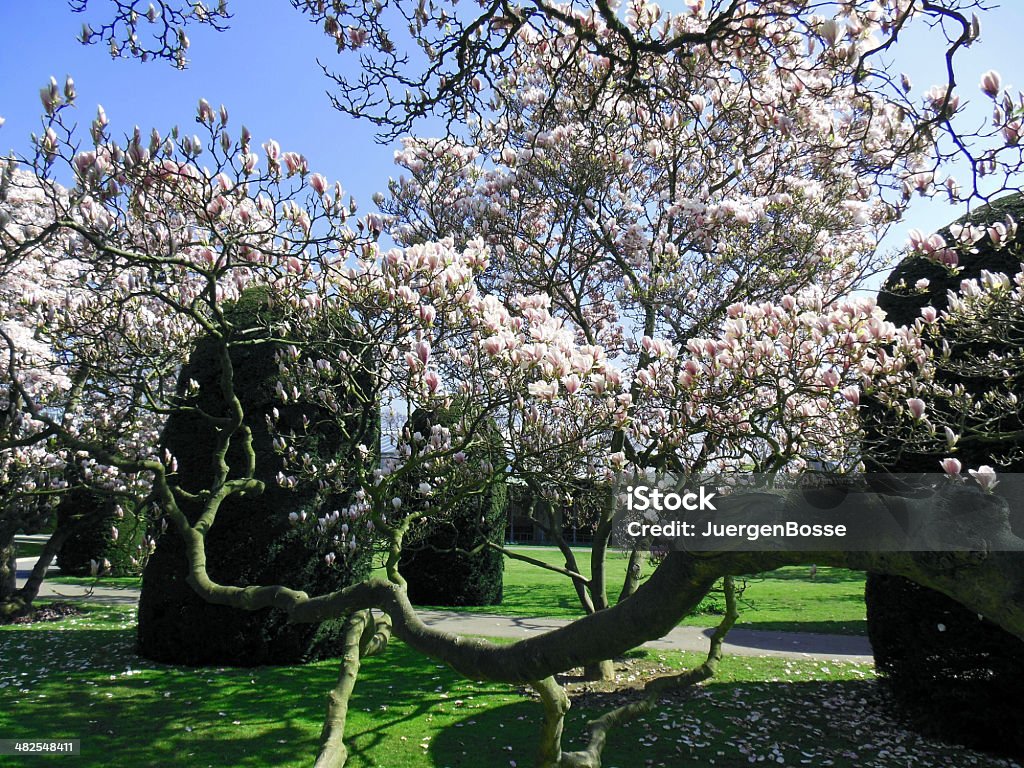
[48,574,145,589]
[418,547,868,635]
[14,542,44,559]
[1,602,1016,768]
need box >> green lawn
[14,542,44,559]
[422,547,867,635]
[48,574,147,589]
[1,603,1013,768]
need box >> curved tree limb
[171,484,1024,686]
[314,610,393,768]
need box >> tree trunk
[0,526,72,621]
[314,610,391,768]
[0,539,16,604]
[580,659,615,682]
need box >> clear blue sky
[0,2,392,211]
[1,2,1022,257]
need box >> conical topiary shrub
[137,288,376,665]
[398,404,506,607]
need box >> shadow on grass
[735,619,868,636]
[0,618,523,767]
[1,626,331,766]
[2,612,1010,768]
[429,679,1016,768]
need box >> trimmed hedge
[865,193,1024,757]
[866,573,1024,756]
[137,289,376,666]
[398,406,506,607]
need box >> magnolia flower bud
[40,77,61,116]
[414,340,431,365]
[980,70,1001,98]
[197,98,214,125]
[906,398,926,420]
[937,456,962,475]
[819,19,840,47]
[840,386,860,407]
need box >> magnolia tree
[0,83,639,759]
[2,1,1024,766]
[0,165,159,617]
[375,8,928,642]
[367,0,1024,692]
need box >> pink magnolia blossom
[940,458,962,476]
[906,398,926,420]
[414,340,431,365]
[968,465,999,492]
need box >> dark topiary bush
[56,491,146,577]
[866,573,1024,756]
[398,405,506,607]
[865,193,1024,758]
[137,289,376,666]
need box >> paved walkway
[15,557,873,662]
[416,610,872,662]
[15,556,142,606]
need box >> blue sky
[1,2,1023,258]
[0,2,392,211]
